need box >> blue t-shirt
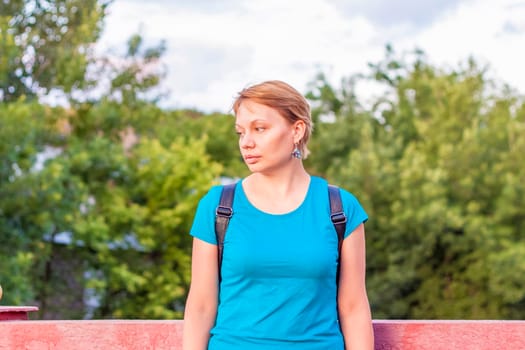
[190,176,368,350]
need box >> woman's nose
[239,133,255,148]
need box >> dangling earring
[291,143,302,159]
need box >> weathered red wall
[373,320,525,349]
[0,306,39,321]
[0,320,183,350]
[0,320,524,349]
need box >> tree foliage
[0,0,223,319]
[306,46,525,319]
[0,0,110,101]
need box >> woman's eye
[255,127,265,132]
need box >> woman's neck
[246,165,310,196]
[241,164,311,215]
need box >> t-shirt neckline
[238,175,314,217]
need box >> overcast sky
[97,0,525,113]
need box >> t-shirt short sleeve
[340,189,368,239]
[189,185,223,245]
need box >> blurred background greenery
[1,0,524,320]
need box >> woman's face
[235,100,300,174]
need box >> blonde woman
[183,80,374,350]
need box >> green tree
[0,0,110,102]
[0,0,216,318]
[0,100,66,305]
[66,133,221,318]
[305,72,373,176]
[311,47,525,319]
[154,109,246,179]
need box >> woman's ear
[292,120,306,143]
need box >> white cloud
[396,0,525,91]
[98,0,525,113]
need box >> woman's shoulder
[197,183,225,207]
[338,186,361,203]
[207,184,224,196]
[310,176,362,203]
[199,180,243,205]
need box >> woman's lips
[243,155,260,164]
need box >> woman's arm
[337,223,374,350]
[182,238,219,350]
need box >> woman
[183,80,374,349]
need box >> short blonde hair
[232,80,313,159]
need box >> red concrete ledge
[373,320,525,349]
[0,306,39,321]
[0,319,524,349]
[0,320,184,350]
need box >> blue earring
[292,144,302,159]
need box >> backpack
[215,183,347,282]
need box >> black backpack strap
[328,184,347,283]
[215,183,236,281]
